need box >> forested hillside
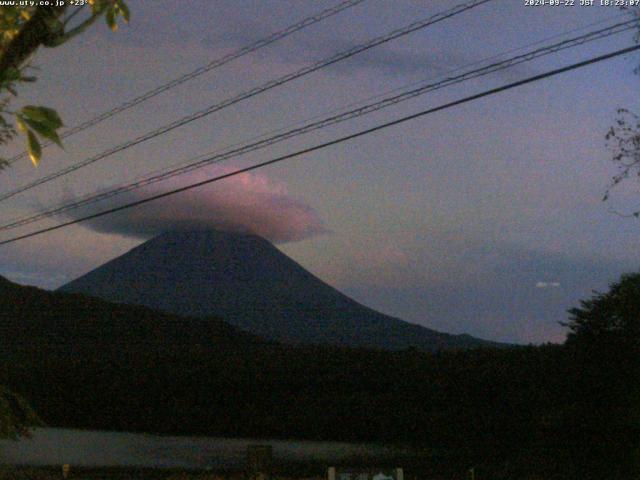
[1,276,636,479]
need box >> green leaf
[15,114,27,134]
[22,117,63,148]
[116,0,130,22]
[26,130,41,166]
[89,0,108,15]
[106,8,118,31]
[1,67,20,82]
[21,106,63,129]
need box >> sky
[1,0,640,344]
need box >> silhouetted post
[247,444,272,480]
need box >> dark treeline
[0,276,637,479]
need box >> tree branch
[0,6,66,77]
[49,11,101,47]
[62,5,84,27]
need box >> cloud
[65,166,328,244]
[536,281,561,288]
[335,240,413,288]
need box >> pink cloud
[68,166,328,243]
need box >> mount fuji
[59,230,498,351]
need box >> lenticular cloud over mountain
[68,166,328,243]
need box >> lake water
[0,428,408,469]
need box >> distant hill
[0,274,561,447]
[59,230,499,351]
[0,274,270,434]
[1,274,621,480]
[0,274,258,348]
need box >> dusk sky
[1,0,639,344]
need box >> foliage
[563,272,640,347]
[603,108,640,213]
[0,385,41,439]
[0,0,129,165]
[561,273,640,479]
[1,275,638,476]
[0,274,628,479]
[603,6,640,212]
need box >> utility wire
[1,43,638,247]
[0,0,492,203]
[4,0,367,166]
[1,18,636,232]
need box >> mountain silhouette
[60,230,497,350]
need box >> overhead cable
[1,18,636,232]
[4,0,368,166]
[1,43,638,246]
[0,0,492,203]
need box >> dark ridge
[0,273,261,347]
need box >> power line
[1,43,638,247]
[1,18,636,232]
[0,0,492,204]
[4,0,367,166]
[2,19,635,230]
